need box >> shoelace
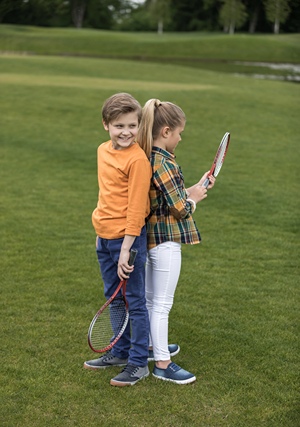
[167,362,181,372]
[103,351,114,362]
[121,364,139,375]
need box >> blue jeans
[96,226,149,366]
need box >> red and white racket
[203,132,230,188]
[87,249,138,353]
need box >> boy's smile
[103,112,139,150]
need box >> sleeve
[125,158,151,236]
[153,161,193,220]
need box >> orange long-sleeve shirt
[92,141,151,239]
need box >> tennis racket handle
[203,177,210,188]
[129,249,138,266]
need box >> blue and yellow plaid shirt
[147,146,201,249]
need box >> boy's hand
[118,250,134,280]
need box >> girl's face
[103,111,139,150]
[165,123,185,154]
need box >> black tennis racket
[203,132,230,188]
[87,249,138,353]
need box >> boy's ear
[102,120,109,131]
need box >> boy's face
[103,112,139,150]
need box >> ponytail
[137,98,186,158]
[137,99,160,159]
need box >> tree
[244,0,263,33]
[113,1,154,31]
[71,0,88,28]
[203,0,223,31]
[282,0,300,33]
[263,0,291,33]
[0,0,22,23]
[86,0,124,29]
[219,0,248,33]
[148,0,171,34]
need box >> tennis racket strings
[214,134,229,177]
[89,296,129,351]
[88,248,137,352]
[202,132,230,188]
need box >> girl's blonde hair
[138,99,186,158]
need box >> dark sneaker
[148,344,180,362]
[83,350,127,370]
[153,362,196,385]
[110,364,149,386]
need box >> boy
[84,93,152,387]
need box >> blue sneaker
[153,362,196,385]
[148,344,180,362]
[83,350,127,370]
[110,364,149,387]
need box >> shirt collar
[152,146,175,160]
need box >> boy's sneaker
[148,344,180,362]
[153,362,196,385]
[110,364,149,386]
[83,350,127,370]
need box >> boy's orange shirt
[92,140,151,239]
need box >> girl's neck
[153,140,167,151]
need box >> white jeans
[145,242,181,361]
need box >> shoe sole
[152,373,196,385]
[110,372,149,387]
[148,345,181,362]
[83,362,127,370]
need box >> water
[233,61,300,82]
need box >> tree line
[1,0,299,34]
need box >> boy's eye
[114,123,137,129]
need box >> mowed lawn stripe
[0,72,215,91]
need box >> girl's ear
[161,126,170,138]
[102,120,109,131]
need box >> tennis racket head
[212,132,230,178]
[87,248,138,353]
[203,132,230,188]
[88,290,129,353]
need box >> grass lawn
[1,25,300,78]
[0,29,299,426]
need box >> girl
[138,99,215,384]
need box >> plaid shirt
[147,146,201,249]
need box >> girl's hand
[198,171,216,189]
[188,184,207,204]
[206,174,216,189]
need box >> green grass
[0,31,299,426]
[1,24,300,78]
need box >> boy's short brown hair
[102,93,142,125]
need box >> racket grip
[128,249,138,266]
[203,177,210,188]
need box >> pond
[233,62,300,82]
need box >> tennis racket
[203,132,230,188]
[87,248,138,353]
